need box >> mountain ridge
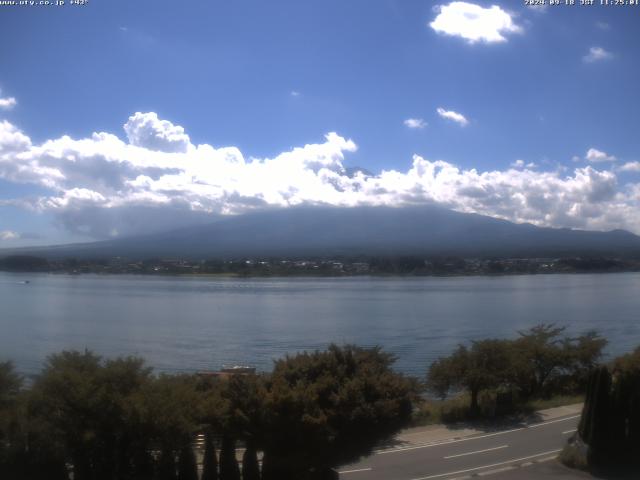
[3,206,640,260]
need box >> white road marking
[526,416,580,429]
[477,465,514,476]
[376,415,579,455]
[338,468,373,474]
[562,429,577,435]
[443,444,508,459]
[408,449,562,480]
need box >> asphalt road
[338,413,581,480]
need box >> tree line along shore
[0,324,638,479]
[2,254,640,276]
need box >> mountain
[5,205,640,260]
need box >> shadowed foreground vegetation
[561,347,640,476]
[0,326,637,479]
[0,345,418,480]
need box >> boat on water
[220,365,255,374]
[197,365,256,378]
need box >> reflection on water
[1,272,639,377]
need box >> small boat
[197,365,256,378]
[220,365,255,374]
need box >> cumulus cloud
[0,91,17,110]
[583,46,613,63]
[123,112,191,153]
[404,118,427,129]
[430,2,522,44]
[585,148,616,163]
[437,107,469,126]
[619,162,640,173]
[0,230,19,241]
[1,113,640,237]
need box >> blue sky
[1,0,639,246]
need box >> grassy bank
[411,393,584,426]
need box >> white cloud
[290,91,301,97]
[430,2,522,44]
[1,113,640,237]
[619,162,640,173]
[511,159,536,169]
[437,107,469,126]
[0,93,16,110]
[596,21,610,31]
[0,230,19,241]
[404,118,427,129]
[123,112,191,153]
[583,46,613,63]
[585,148,616,163]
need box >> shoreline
[2,268,639,278]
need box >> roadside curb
[376,403,583,454]
[456,454,559,479]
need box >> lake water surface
[1,272,639,377]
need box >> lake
[1,272,639,378]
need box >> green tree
[217,374,266,447]
[30,350,103,480]
[200,432,219,480]
[29,350,154,480]
[610,346,640,465]
[135,373,202,475]
[219,436,241,480]
[177,444,198,480]
[428,326,607,415]
[578,366,612,457]
[260,344,417,479]
[514,324,568,397]
[567,347,640,472]
[0,361,22,448]
[427,340,512,415]
[564,331,607,390]
[513,325,606,398]
[157,449,178,480]
[241,442,260,480]
[575,351,640,472]
[0,362,25,478]
[200,373,264,480]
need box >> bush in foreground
[259,344,419,479]
[561,347,640,476]
[0,345,417,480]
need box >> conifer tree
[157,449,178,480]
[241,443,260,480]
[219,436,240,480]
[201,432,219,480]
[177,444,198,480]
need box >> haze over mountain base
[3,206,640,261]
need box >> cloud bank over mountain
[1,112,639,239]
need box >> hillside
[4,206,640,260]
